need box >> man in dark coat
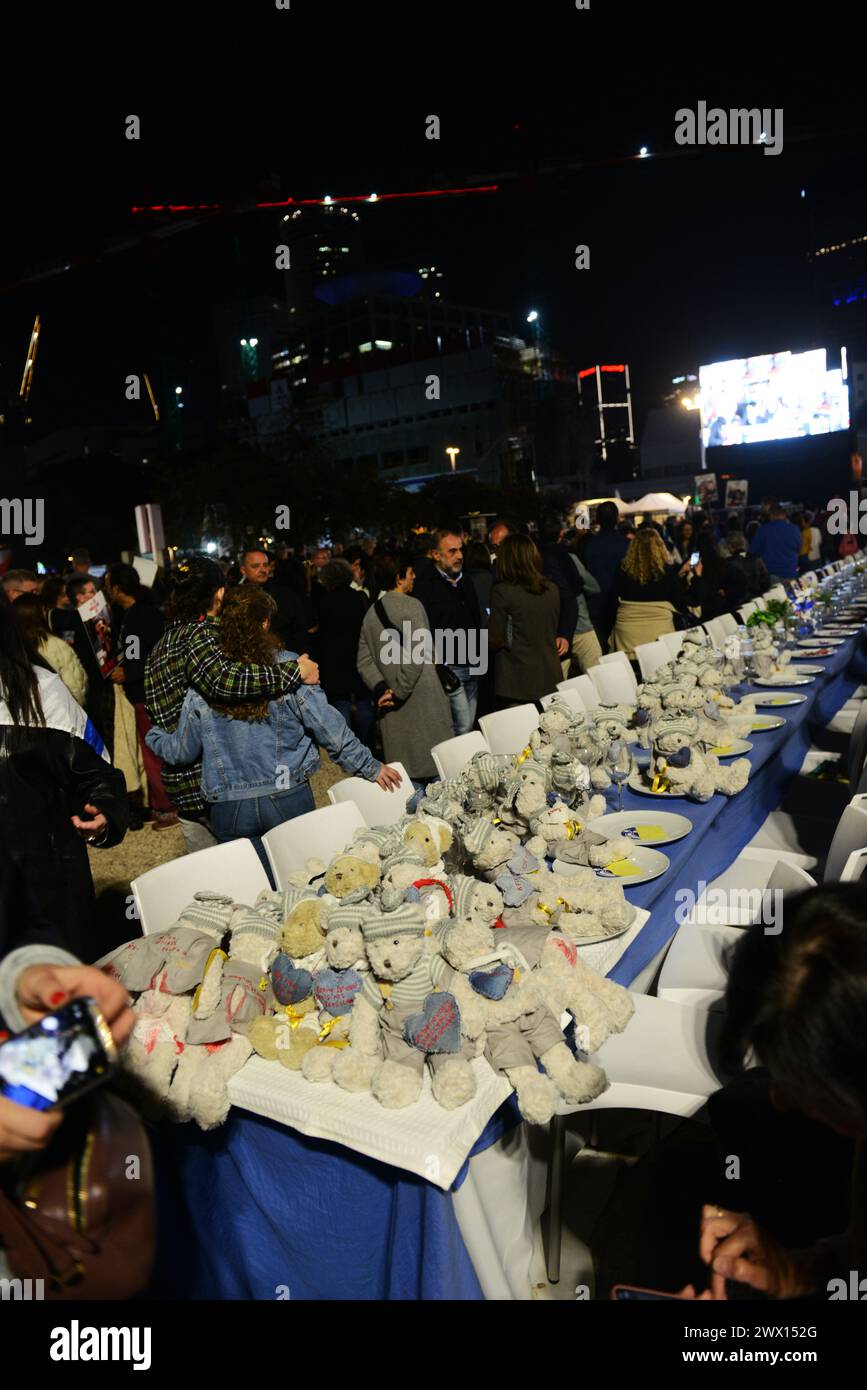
[239,548,312,653]
[582,500,630,650]
[412,528,485,736]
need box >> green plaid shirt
[144,616,302,817]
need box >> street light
[639,146,649,158]
[526,310,539,324]
[445,446,461,473]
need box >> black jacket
[540,543,583,641]
[0,680,128,960]
[312,586,369,700]
[413,568,484,646]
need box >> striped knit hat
[450,874,485,922]
[360,901,426,943]
[228,904,280,946]
[465,751,504,792]
[175,892,236,937]
[462,816,498,857]
[325,903,369,936]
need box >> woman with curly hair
[146,585,400,869]
[611,525,702,658]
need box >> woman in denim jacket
[146,587,401,867]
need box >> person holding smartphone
[610,526,703,660]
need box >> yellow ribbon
[537,902,554,916]
[563,820,583,839]
[317,1016,342,1041]
[651,761,671,794]
[191,947,228,1014]
[516,746,533,766]
[283,1005,308,1031]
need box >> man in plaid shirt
[145,558,318,851]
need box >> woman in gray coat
[356,553,454,781]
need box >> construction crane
[19,314,41,402]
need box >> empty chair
[478,704,539,756]
[847,702,867,786]
[737,601,758,622]
[545,994,729,1281]
[703,614,737,649]
[131,839,271,936]
[656,857,817,1011]
[658,630,686,661]
[765,584,787,602]
[588,655,638,705]
[557,673,599,713]
[431,730,490,781]
[541,687,585,717]
[634,639,669,683]
[262,802,366,889]
[328,760,412,825]
[824,794,867,881]
[841,846,867,883]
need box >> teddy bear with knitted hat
[331,901,477,1110]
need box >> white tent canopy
[620,492,688,516]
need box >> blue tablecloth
[149,630,864,1300]
[611,631,866,985]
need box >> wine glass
[606,739,631,813]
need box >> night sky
[1,4,865,449]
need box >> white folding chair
[658,630,686,660]
[703,614,737,649]
[589,656,638,705]
[656,858,817,1011]
[327,760,412,824]
[634,639,669,682]
[478,704,539,756]
[546,994,729,1281]
[765,585,787,603]
[261,802,366,890]
[847,702,867,786]
[841,846,867,883]
[541,687,586,717]
[131,839,271,936]
[431,730,490,780]
[738,601,758,622]
[824,794,867,881]
[558,673,599,713]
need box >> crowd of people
[1,501,866,1305]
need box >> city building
[577,362,638,480]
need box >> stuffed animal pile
[102,641,760,1134]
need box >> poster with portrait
[694,473,718,506]
[76,592,117,679]
[724,479,749,509]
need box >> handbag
[373,598,461,695]
[0,1089,156,1299]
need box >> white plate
[819,626,860,633]
[751,693,808,707]
[627,769,689,798]
[566,902,639,948]
[781,664,824,675]
[706,737,754,755]
[553,847,668,888]
[586,809,693,846]
[799,637,843,646]
[752,675,815,687]
[792,647,835,658]
[749,715,787,732]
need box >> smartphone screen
[689,551,700,567]
[0,998,117,1111]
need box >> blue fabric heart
[313,968,362,1016]
[469,963,514,1000]
[494,872,535,907]
[667,745,692,768]
[271,953,313,1005]
[403,992,462,1054]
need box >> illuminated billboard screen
[699,349,849,448]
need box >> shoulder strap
[374,597,395,632]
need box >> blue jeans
[332,695,376,751]
[448,667,479,737]
[210,782,316,880]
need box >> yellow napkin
[603,858,643,877]
[634,825,666,841]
